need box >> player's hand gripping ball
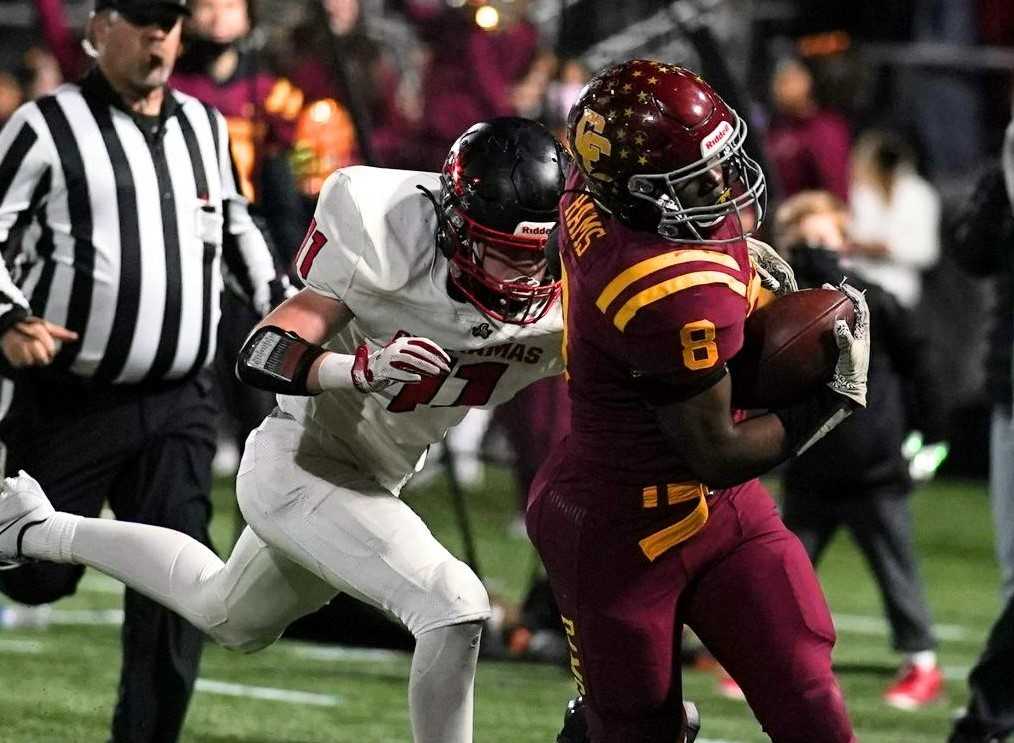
[730,287,857,409]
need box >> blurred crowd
[4,0,1014,721]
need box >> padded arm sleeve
[235,325,326,395]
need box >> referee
[0,1,287,741]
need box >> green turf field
[0,469,1001,742]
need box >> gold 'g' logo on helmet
[574,108,613,181]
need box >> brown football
[730,288,856,409]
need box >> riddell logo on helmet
[514,221,555,237]
[700,121,734,158]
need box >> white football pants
[38,412,490,743]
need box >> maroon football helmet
[566,59,766,242]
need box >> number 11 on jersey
[387,359,510,412]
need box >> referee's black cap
[94,0,190,17]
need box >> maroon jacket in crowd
[766,110,852,202]
[416,11,539,168]
[171,52,301,202]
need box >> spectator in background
[170,0,299,499]
[947,118,1014,743]
[21,47,64,100]
[0,73,23,126]
[171,0,304,250]
[847,129,941,309]
[285,0,415,170]
[33,0,89,82]
[765,57,851,202]
[412,0,554,169]
[774,190,947,710]
[542,56,590,140]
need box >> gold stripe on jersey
[667,482,705,505]
[642,485,659,508]
[611,271,747,332]
[746,270,763,313]
[595,249,741,314]
[639,492,710,561]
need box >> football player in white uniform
[0,118,568,743]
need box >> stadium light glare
[475,5,499,29]
[309,100,334,124]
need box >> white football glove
[747,237,798,296]
[824,280,870,408]
[351,336,452,393]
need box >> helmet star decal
[566,59,767,243]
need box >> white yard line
[833,613,973,641]
[195,679,342,707]
[47,609,124,625]
[0,639,43,653]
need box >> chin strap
[417,184,454,258]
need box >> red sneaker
[883,664,943,709]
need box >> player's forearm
[677,413,796,489]
[236,288,356,395]
[253,287,352,345]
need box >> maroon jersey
[558,167,763,487]
[527,170,855,742]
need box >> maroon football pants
[527,476,855,743]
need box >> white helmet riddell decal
[514,221,556,237]
[700,120,734,158]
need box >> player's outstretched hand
[824,280,870,408]
[747,236,798,296]
[352,336,452,393]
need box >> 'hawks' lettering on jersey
[284,166,563,492]
[558,166,762,485]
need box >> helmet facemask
[436,183,560,326]
[627,112,767,243]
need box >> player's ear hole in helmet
[566,59,766,244]
[418,117,570,325]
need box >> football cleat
[555,696,701,742]
[556,696,588,743]
[883,663,943,710]
[0,470,54,568]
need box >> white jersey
[282,166,563,492]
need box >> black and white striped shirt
[0,69,284,384]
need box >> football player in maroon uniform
[527,60,871,743]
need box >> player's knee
[186,584,280,653]
[409,558,490,636]
[0,563,83,604]
[214,628,279,654]
[206,616,281,653]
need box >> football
[730,288,856,409]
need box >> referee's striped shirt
[0,68,284,385]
